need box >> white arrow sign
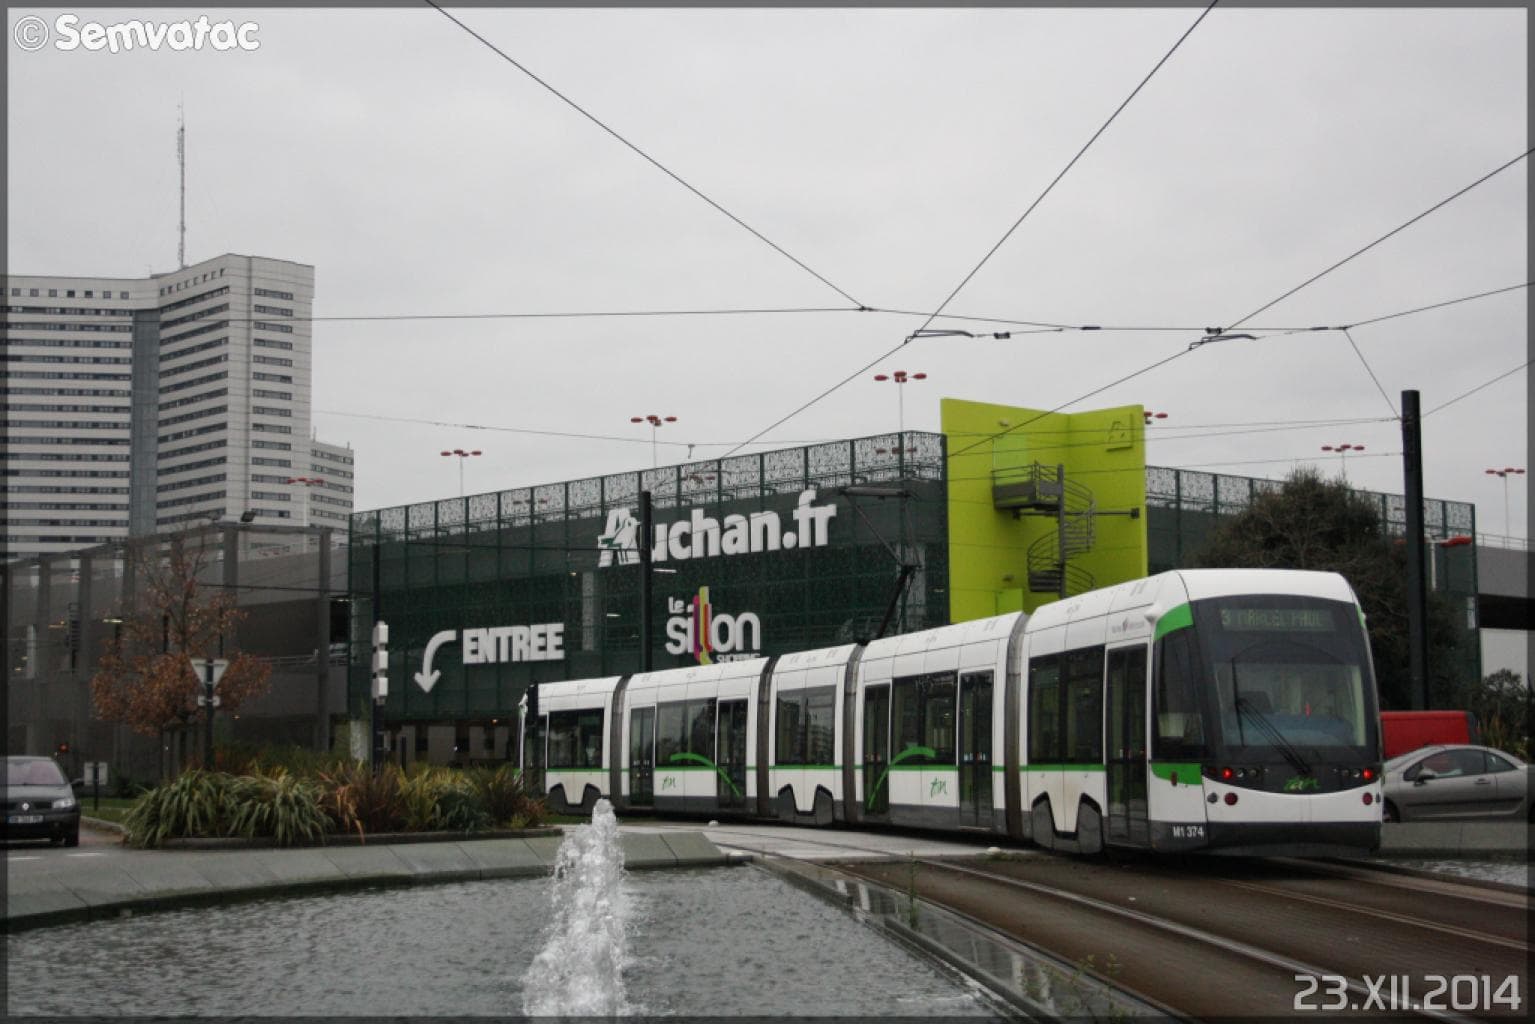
[414,630,457,693]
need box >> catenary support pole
[639,490,653,672]
[371,541,383,770]
[1401,389,1429,710]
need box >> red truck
[1380,710,1481,759]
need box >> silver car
[1382,744,1531,822]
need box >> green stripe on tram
[1149,761,1203,783]
[1154,602,1194,640]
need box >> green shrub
[224,769,330,847]
[317,761,407,838]
[123,769,234,848]
[466,764,548,828]
[400,764,490,832]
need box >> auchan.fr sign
[596,487,836,568]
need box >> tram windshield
[1194,597,1378,759]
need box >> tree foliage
[1458,669,1532,760]
[1186,468,1460,709]
[90,533,271,738]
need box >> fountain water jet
[520,799,631,1016]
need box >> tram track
[634,821,1528,1020]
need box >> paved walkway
[6,817,1524,932]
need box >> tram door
[863,685,891,815]
[1105,648,1149,844]
[959,671,994,827]
[629,707,655,807]
[717,700,748,808]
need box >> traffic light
[55,741,70,756]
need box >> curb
[156,826,563,850]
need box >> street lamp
[440,448,482,498]
[630,415,677,468]
[873,370,926,436]
[1321,443,1365,483]
[1143,410,1169,424]
[1484,467,1525,537]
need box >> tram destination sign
[1218,608,1335,632]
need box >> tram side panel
[766,645,858,825]
[538,677,621,814]
[855,616,1019,833]
[641,660,768,818]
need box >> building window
[119,291,129,299]
[48,289,57,297]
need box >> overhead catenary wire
[901,1,1219,344]
[720,4,1217,458]
[1225,149,1534,331]
[943,344,1197,461]
[422,0,865,310]
[136,280,1528,334]
[314,407,1394,458]
[1341,327,1399,418]
[1422,359,1531,417]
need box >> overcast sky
[7,5,1529,537]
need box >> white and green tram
[524,568,1384,856]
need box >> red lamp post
[1321,443,1365,483]
[873,370,926,436]
[440,448,482,498]
[630,414,677,468]
[1484,467,1525,537]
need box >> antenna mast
[177,104,186,269]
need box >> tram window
[1063,647,1104,763]
[805,688,836,765]
[891,674,953,765]
[656,702,687,768]
[776,686,837,766]
[776,692,805,765]
[548,709,603,768]
[687,698,717,759]
[1028,657,1062,763]
[923,674,956,764]
[1153,630,1206,759]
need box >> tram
[523,569,1384,856]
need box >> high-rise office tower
[4,254,353,559]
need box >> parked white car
[1382,744,1531,822]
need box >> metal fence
[350,432,946,545]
